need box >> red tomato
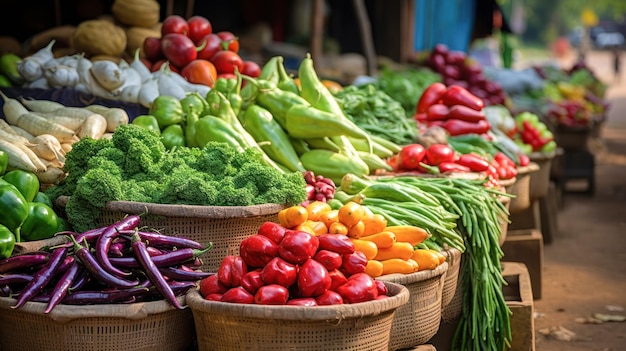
[241,60,261,78]
[161,15,189,36]
[187,16,213,44]
[180,59,217,87]
[425,144,455,166]
[196,33,223,61]
[211,50,244,74]
[398,144,426,170]
[216,31,239,52]
[142,36,163,61]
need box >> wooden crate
[502,262,536,351]
[501,230,544,299]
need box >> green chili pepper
[0,183,29,238]
[0,150,8,175]
[149,95,184,129]
[240,105,305,172]
[181,92,209,117]
[194,115,245,152]
[243,77,310,129]
[276,56,300,95]
[161,124,186,150]
[20,202,59,241]
[285,104,373,141]
[3,169,40,202]
[0,224,15,259]
[132,115,161,135]
[299,149,370,185]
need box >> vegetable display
[0,215,212,312]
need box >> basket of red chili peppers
[0,216,211,351]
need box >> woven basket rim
[376,261,448,284]
[186,281,409,321]
[56,196,286,218]
[0,295,186,323]
[517,162,540,175]
[528,150,557,161]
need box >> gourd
[125,26,161,57]
[72,20,127,57]
[111,0,161,28]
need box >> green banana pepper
[0,224,15,259]
[20,202,59,241]
[181,92,209,117]
[249,78,310,129]
[276,56,300,95]
[212,76,244,116]
[240,105,305,172]
[299,149,370,185]
[3,169,40,202]
[240,56,282,110]
[149,95,184,129]
[132,115,161,135]
[0,183,29,237]
[0,150,8,175]
[194,115,245,152]
[285,104,373,141]
[161,124,186,150]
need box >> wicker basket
[498,195,511,246]
[376,262,449,350]
[528,151,556,201]
[440,248,462,322]
[500,163,539,215]
[57,196,285,273]
[186,282,409,351]
[0,295,193,351]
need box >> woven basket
[376,261,449,350]
[500,163,539,215]
[440,248,462,322]
[57,196,285,273]
[186,282,409,351]
[0,296,193,351]
[498,195,511,246]
[528,151,556,201]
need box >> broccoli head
[160,146,203,174]
[215,179,256,206]
[111,124,166,165]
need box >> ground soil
[524,49,626,351]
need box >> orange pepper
[364,260,384,277]
[385,225,430,246]
[380,258,419,275]
[361,213,388,236]
[347,220,365,238]
[328,221,349,235]
[278,205,308,229]
[373,242,415,261]
[318,209,339,228]
[349,238,378,260]
[305,201,332,221]
[412,249,443,271]
[338,201,365,228]
[360,231,396,249]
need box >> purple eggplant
[0,273,34,285]
[71,236,139,289]
[11,247,67,309]
[0,252,50,273]
[108,246,211,268]
[133,231,204,250]
[45,260,81,314]
[60,286,150,305]
[158,266,212,281]
[95,216,141,278]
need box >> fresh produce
[111,0,160,28]
[199,220,390,305]
[301,171,336,205]
[515,112,557,153]
[373,65,442,116]
[72,20,127,58]
[0,216,212,312]
[0,53,24,86]
[44,124,307,232]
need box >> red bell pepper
[240,269,265,295]
[341,251,368,276]
[442,119,491,136]
[220,286,254,304]
[254,284,289,305]
[217,255,247,288]
[335,273,379,304]
[261,257,297,288]
[297,259,332,297]
[317,234,355,255]
[327,269,348,291]
[239,234,279,268]
[398,144,426,170]
[199,274,227,297]
[375,280,388,296]
[257,221,287,245]
[204,293,223,301]
[425,104,449,121]
[313,249,343,271]
[287,297,318,306]
[315,290,344,305]
[416,82,447,113]
[446,105,486,123]
[441,85,484,111]
[278,230,320,265]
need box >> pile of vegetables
[199,220,391,305]
[0,166,63,259]
[301,170,336,206]
[0,53,23,87]
[372,65,442,116]
[0,215,212,312]
[44,124,307,233]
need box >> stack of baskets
[185,282,409,351]
[500,162,540,215]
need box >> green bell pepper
[0,224,15,259]
[181,92,209,117]
[161,124,186,150]
[33,191,54,208]
[132,115,161,135]
[150,95,184,129]
[0,150,8,175]
[3,169,40,202]
[0,183,29,233]
[20,202,59,241]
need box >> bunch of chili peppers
[0,215,212,313]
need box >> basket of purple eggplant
[0,215,210,351]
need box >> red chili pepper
[257,222,287,245]
[217,255,247,288]
[220,286,254,304]
[313,249,343,271]
[438,162,471,173]
[416,82,447,113]
[494,152,516,168]
[317,234,355,255]
[335,272,379,304]
[442,119,491,136]
[261,257,297,288]
[441,85,484,111]
[278,231,319,265]
[315,290,344,305]
[340,251,368,276]
[456,154,490,172]
[425,104,449,121]
[446,105,486,123]
[297,259,332,297]
[254,284,289,305]
[239,234,279,268]
[240,269,265,295]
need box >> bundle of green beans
[338,174,513,351]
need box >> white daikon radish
[44,65,80,88]
[0,128,33,146]
[138,77,159,108]
[29,134,66,163]
[9,126,35,142]
[17,39,56,81]
[0,118,16,134]
[90,60,127,91]
[0,139,40,173]
[36,115,85,131]
[85,105,129,132]
[77,113,108,139]
[19,97,65,113]
[0,91,30,125]
[14,112,76,140]
[36,165,66,184]
[36,107,94,120]
[130,49,152,82]
[75,55,119,100]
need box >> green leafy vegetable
[373,66,441,116]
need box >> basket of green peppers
[0,151,62,259]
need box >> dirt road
[530,49,626,351]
